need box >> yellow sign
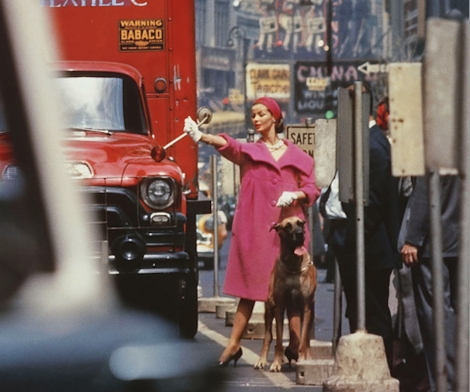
[306,77,329,91]
[119,19,164,51]
[246,63,290,100]
[228,89,245,105]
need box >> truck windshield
[56,75,147,135]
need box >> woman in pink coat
[184,97,320,367]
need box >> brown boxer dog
[254,217,317,372]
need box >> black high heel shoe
[284,347,299,367]
[218,348,243,367]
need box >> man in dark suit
[333,84,401,371]
[400,175,459,391]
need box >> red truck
[1,0,209,338]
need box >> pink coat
[217,135,321,301]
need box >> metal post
[325,0,333,77]
[210,155,220,297]
[226,26,248,131]
[354,81,366,331]
[332,259,342,353]
[456,20,469,392]
[428,169,446,392]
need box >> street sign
[388,63,425,176]
[357,61,388,75]
[286,125,315,158]
[246,63,290,101]
[337,87,370,204]
[306,77,329,91]
[228,88,244,105]
[286,119,337,188]
[423,19,460,174]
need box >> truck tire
[178,272,198,339]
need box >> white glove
[276,191,298,207]
[184,116,202,142]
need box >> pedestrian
[400,175,459,391]
[375,94,412,217]
[333,84,401,371]
[319,172,347,284]
[375,93,430,390]
[183,96,321,367]
[376,95,390,137]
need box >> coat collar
[240,139,313,176]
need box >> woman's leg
[218,298,255,362]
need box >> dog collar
[280,253,313,274]
[300,255,314,273]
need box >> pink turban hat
[253,97,282,121]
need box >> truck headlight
[141,178,174,209]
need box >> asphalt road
[196,232,350,391]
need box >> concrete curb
[198,296,236,313]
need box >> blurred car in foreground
[0,3,224,391]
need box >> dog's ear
[270,222,280,232]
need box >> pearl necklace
[264,139,284,151]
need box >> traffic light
[324,93,337,119]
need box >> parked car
[218,194,236,231]
[197,210,228,269]
[196,182,228,269]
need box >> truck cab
[2,0,209,339]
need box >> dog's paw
[269,361,282,372]
[254,358,267,370]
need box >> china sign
[294,60,379,116]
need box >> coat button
[272,178,278,185]
[271,200,277,206]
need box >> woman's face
[251,103,276,134]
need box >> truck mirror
[197,107,212,126]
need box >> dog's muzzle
[289,228,305,246]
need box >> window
[55,74,147,135]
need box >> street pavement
[197,232,350,391]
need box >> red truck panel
[46,0,199,198]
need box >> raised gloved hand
[276,191,298,207]
[184,116,202,142]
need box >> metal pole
[332,259,342,353]
[211,155,220,297]
[241,29,249,133]
[307,205,315,269]
[428,169,446,392]
[456,20,469,392]
[325,0,333,77]
[354,81,366,331]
